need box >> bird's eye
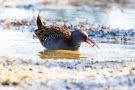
[82,35,87,39]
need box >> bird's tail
[35,15,47,40]
[37,15,47,29]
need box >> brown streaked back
[35,15,71,40]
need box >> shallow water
[0,5,135,60]
[0,30,134,60]
[1,6,135,29]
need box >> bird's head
[71,30,99,50]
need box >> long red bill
[85,39,99,49]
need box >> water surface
[0,30,134,60]
[1,6,135,29]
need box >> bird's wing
[35,26,71,40]
[35,15,71,40]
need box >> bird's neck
[70,36,81,50]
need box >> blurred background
[1,0,135,8]
[0,1,135,90]
[0,0,135,29]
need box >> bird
[35,15,99,50]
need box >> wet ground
[0,3,135,90]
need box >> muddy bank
[0,56,135,90]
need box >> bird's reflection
[39,50,81,59]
